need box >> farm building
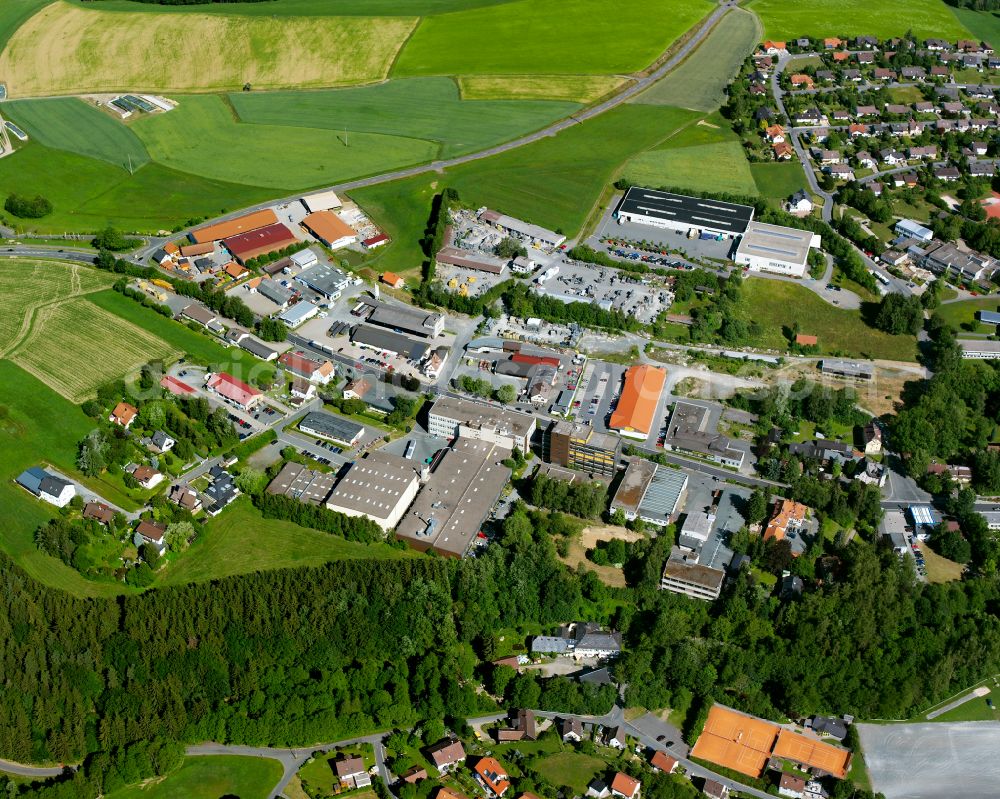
[614,188,754,238]
[300,191,342,213]
[303,211,358,250]
[191,209,279,244]
[609,364,666,440]
[734,222,821,278]
[179,242,214,258]
[364,233,390,249]
[381,272,405,289]
[224,223,298,265]
[205,372,263,411]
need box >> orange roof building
[179,241,215,258]
[163,241,180,256]
[824,37,844,48]
[790,74,814,87]
[764,499,809,542]
[795,334,818,346]
[833,51,850,62]
[765,124,786,142]
[225,261,249,280]
[381,271,405,289]
[609,365,666,439]
[192,208,279,244]
[763,40,787,52]
[649,750,678,773]
[773,142,794,160]
[109,401,138,428]
[473,757,510,798]
[610,772,641,799]
[773,729,850,778]
[302,210,358,250]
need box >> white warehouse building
[734,222,822,278]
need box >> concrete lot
[437,263,507,297]
[589,201,735,263]
[537,260,673,325]
[858,722,1000,799]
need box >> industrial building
[660,547,725,601]
[895,218,933,242]
[240,337,278,361]
[351,324,430,361]
[663,401,745,468]
[609,458,689,526]
[395,438,511,557]
[436,246,508,275]
[367,302,445,338]
[266,462,337,505]
[325,450,422,531]
[205,372,262,411]
[977,310,1000,326]
[191,208,278,244]
[820,359,874,380]
[734,222,821,278]
[300,191,342,213]
[609,364,667,440]
[614,188,754,238]
[299,411,364,446]
[302,210,358,250]
[256,278,294,309]
[544,420,621,477]
[958,338,1000,359]
[428,396,535,452]
[223,223,298,264]
[294,263,351,299]
[919,241,998,282]
[479,209,566,248]
[277,301,319,328]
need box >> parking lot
[858,722,1000,799]
[536,260,673,325]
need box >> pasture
[0,1,417,96]
[132,94,437,189]
[0,0,48,51]
[623,141,758,196]
[952,8,1000,50]
[751,162,809,200]
[458,75,625,102]
[4,97,151,168]
[106,756,281,799]
[160,498,416,587]
[747,0,971,40]
[10,297,178,402]
[229,78,580,158]
[392,0,713,77]
[65,0,510,16]
[633,8,761,111]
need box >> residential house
[702,781,729,799]
[870,181,884,197]
[873,68,897,81]
[863,421,882,455]
[133,520,168,555]
[790,74,814,89]
[605,725,628,750]
[817,150,842,165]
[180,303,223,332]
[972,141,989,155]
[773,141,794,161]
[335,755,371,789]
[901,66,927,80]
[970,161,995,177]
[560,717,584,742]
[848,123,868,138]
[650,751,678,774]
[787,189,813,213]
[855,105,878,117]
[855,460,887,488]
[765,124,786,143]
[168,483,202,512]
[930,65,950,78]
[827,164,855,180]
[842,69,862,82]
[290,377,316,402]
[473,757,510,799]
[934,165,961,181]
[856,51,874,64]
[816,69,835,82]
[402,767,428,784]
[778,774,806,799]
[587,780,611,799]
[278,351,335,385]
[855,151,876,169]
[908,145,938,159]
[795,108,823,125]
[832,50,849,62]
[110,401,138,428]
[610,773,640,799]
[130,465,164,490]
[343,376,372,401]
[148,430,175,454]
[497,709,537,742]
[855,35,878,49]
[204,465,239,514]
[884,103,909,116]
[83,501,115,525]
[764,499,808,543]
[225,326,251,345]
[427,739,466,773]
[762,41,787,54]
[831,109,850,122]
[823,37,843,49]
[880,148,906,165]
[925,38,951,51]
[914,101,936,114]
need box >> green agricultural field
[624,141,758,196]
[132,94,437,190]
[458,75,625,103]
[229,78,580,158]
[106,756,281,799]
[751,162,809,200]
[159,498,417,587]
[0,141,277,233]
[393,0,713,77]
[747,0,971,40]
[741,279,918,361]
[0,1,417,96]
[632,8,761,111]
[66,0,510,15]
[4,97,150,169]
[0,0,49,51]
[534,752,605,794]
[951,8,1000,50]
[934,297,1000,330]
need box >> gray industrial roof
[977,310,1000,325]
[429,395,534,439]
[820,359,875,378]
[299,411,364,443]
[610,458,656,517]
[326,450,420,522]
[735,221,815,268]
[240,337,278,360]
[258,279,293,306]
[294,263,350,297]
[639,466,689,524]
[351,324,429,360]
[615,187,754,234]
[266,462,336,505]
[368,303,443,338]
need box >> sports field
[131,94,437,190]
[229,78,580,158]
[4,97,151,169]
[106,756,281,799]
[748,0,971,40]
[633,8,761,111]
[458,75,625,102]
[0,1,417,96]
[10,297,179,402]
[392,0,713,76]
[751,162,809,200]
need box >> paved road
[132,0,738,261]
[1,246,96,264]
[0,758,68,778]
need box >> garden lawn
[4,97,150,168]
[935,297,1000,331]
[741,279,918,361]
[105,756,281,799]
[747,0,972,39]
[392,0,713,76]
[632,7,761,111]
[950,8,1000,51]
[0,142,276,233]
[158,498,417,587]
[230,78,580,159]
[751,162,809,200]
[458,75,624,103]
[132,94,437,190]
[534,752,605,794]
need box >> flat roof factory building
[609,364,667,440]
[367,302,445,338]
[303,210,358,250]
[351,324,430,361]
[325,450,421,531]
[479,209,566,248]
[614,187,754,239]
[610,458,688,526]
[428,395,535,452]
[224,223,299,264]
[734,222,821,278]
[299,411,365,446]
[191,208,278,244]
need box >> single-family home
[832,50,849,62]
[855,105,878,117]
[773,141,794,161]
[560,717,584,742]
[16,467,75,507]
[130,465,164,490]
[778,774,806,799]
[427,739,466,773]
[587,780,611,799]
[180,303,223,332]
[787,189,813,213]
[855,151,876,169]
[901,66,927,80]
[934,165,962,181]
[790,74,814,89]
[278,351,336,385]
[610,773,640,799]
[83,501,115,525]
[650,751,678,774]
[110,401,138,428]
[873,68,897,81]
[817,149,842,165]
[765,124,786,143]
[765,499,808,543]
[972,141,989,155]
[148,430,175,454]
[831,109,850,122]
[402,767,428,784]
[823,37,843,49]
[848,123,868,138]
[795,108,823,125]
[497,709,537,742]
[702,781,729,799]
[473,757,510,799]
[856,51,874,64]
[816,69,835,82]
[842,68,862,81]
[204,465,239,514]
[880,148,906,165]
[827,164,855,180]
[762,40,787,55]
[335,755,371,789]
[863,421,882,455]
[870,181,884,197]
[908,145,938,160]
[168,483,202,512]
[133,520,168,555]
[605,725,628,750]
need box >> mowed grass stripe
[392,0,713,76]
[11,298,178,402]
[229,78,581,158]
[632,8,761,111]
[747,0,971,40]
[457,75,625,103]
[0,0,49,52]
[4,97,150,168]
[0,1,417,96]
[132,94,438,189]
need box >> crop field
[65,0,512,17]
[751,162,809,200]
[132,94,436,190]
[0,1,417,96]
[0,0,48,51]
[952,8,1000,50]
[392,0,713,77]
[229,78,581,158]
[4,97,151,168]
[747,0,971,40]
[458,75,625,102]
[632,8,761,111]
[10,297,179,402]
[106,756,281,799]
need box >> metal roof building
[734,222,821,278]
[351,324,430,361]
[367,302,445,338]
[325,450,421,531]
[820,359,874,380]
[609,458,688,526]
[277,301,319,328]
[958,339,1000,359]
[299,411,365,445]
[614,187,754,238]
[977,310,1000,325]
[294,263,351,299]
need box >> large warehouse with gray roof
[614,188,754,238]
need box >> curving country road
[0,758,68,779]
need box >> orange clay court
[609,364,666,437]
[690,705,850,779]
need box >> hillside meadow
[747,0,971,40]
